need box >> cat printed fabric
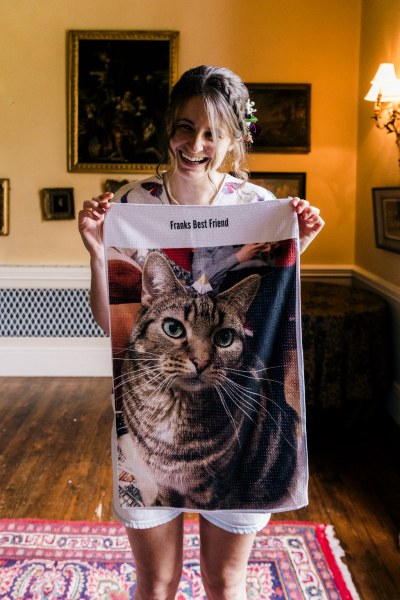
[104,200,308,512]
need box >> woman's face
[169,96,232,181]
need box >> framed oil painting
[0,178,10,235]
[41,188,75,220]
[372,187,400,254]
[250,172,306,199]
[104,178,131,194]
[245,84,311,153]
[68,30,179,173]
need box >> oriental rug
[0,519,360,599]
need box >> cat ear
[218,274,261,316]
[141,252,185,306]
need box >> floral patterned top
[114,173,275,206]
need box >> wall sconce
[365,63,400,166]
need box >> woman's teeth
[180,151,207,163]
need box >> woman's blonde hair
[160,66,251,181]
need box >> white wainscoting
[1,264,399,425]
[0,338,112,377]
[0,265,110,376]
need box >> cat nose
[192,358,210,374]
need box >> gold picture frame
[40,188,75,220]
[250,172,306,199]
[245,83,311,153]
[68,30,179,174]
[0,179,10,235]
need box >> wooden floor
[0,377,399,599]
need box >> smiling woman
[163,96,233,205]
[78,64,324,600]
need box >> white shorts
[111,426,270,535]
[113,501,271,535]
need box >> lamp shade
[371,63,397,84]
[365,82,382,101]
[365,63,400,101]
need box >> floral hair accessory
[244,99,258,143]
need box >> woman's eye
[162,318,185,339]
[214,329,234,347]
[177,123,193,132]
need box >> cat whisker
[225,370,286,387]
[113,366,161,386]
[225,363,286,375]
[113,346,160,356]
[146,373,177,403]
[218,375,261,401]
[113,364,164,384]
[223,381,298,451]
[216,382,258,426]
[115,370,166,396]
[214,387,241,446]
[219,380,260,416]
[111,346,131,358]
[222,376,295,420]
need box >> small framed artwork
[0,178,10,235]
[372,187,400,254]
[245,83,311,153]
[68,30,179,174]
[41,188,75,220]
[250,172,306,199]
[104,178,131,194]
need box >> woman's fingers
[83,193,113,209]
[291,197,321,222]
[81,193,114,220]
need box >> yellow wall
[356,0,400,287]
[0,0,361,266]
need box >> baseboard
[300,264,353,282]
[0,338,112,377]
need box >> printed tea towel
[104,200,308,512]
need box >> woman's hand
[78,193,114,258]
[78,192,114,334]
[290,197,325,254]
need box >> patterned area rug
[0,519,360,599]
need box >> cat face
[129,251,260,392]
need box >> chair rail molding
[1,263,355,288]
[0,265,91,288]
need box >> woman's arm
[78,193,113,334]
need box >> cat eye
[162,318,186,339]
[214,328,234,347]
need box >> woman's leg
[126,513,184,600]
[199,515,256,600]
